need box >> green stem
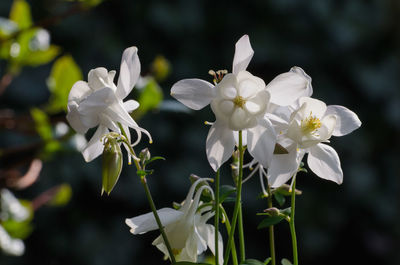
[118,123,176,264]
[289,176,298,265]
[141,177,176,263]
[238,203,245,262]
[223,130,244,265]
[214,169,220,265]
[266,184,276,265]
[220,206,238,265]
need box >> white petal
[197,224,224,265]
[234,129,248,146]
[68,81,91,103]
[206,121,235,171]
[307,143,343,184]
[88,67,110,91]
[318,114,337,140]
[230,108,249,130]
[268,149,301,188]
[171,79,215,110]
[78,87,117,128]
[125,208,183,235]
[267,67,312,106]
[82,125,108,162]
[66,102,89,134]
[106,102,138,129]
[298,97,327,119]
[325,105,361,136]
[247,118,276,168]
[123,99,140,112]
[219,100,235,115]
[117,46,140,99]
[232,35,254,74]
[236,71,265,91]
[245,90,270,115]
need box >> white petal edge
[123,99,140,113]
[117,46,140,99]
[125,207,183,235]
[247,118,277,168]
[267,67,312,106]
[206,121,235,171]
[171,79,215,110]
[68,81,91,103]
[268,149,302,188]
[82,125,108,162]
[307,143,343,184]
[66,102,89,134]
[232,34,254,75]
[325,105,361,136]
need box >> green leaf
[257,215,285,229]
[46,55,83,113]
[219,185,236,203]
[240,259,266,265]
[9,0,32,30]
[172,261,211,265]
[274,192,285,206]
[47,184,73,206]
[144,156,166,167]
[281,258,293,265]
[134,77,163,119]
[21,45,60,66]
[264,257,272,265]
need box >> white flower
[267,97,361,187]
[66,47,151,162]
[171,35,311,171]
[125,178,223,264]
[0,189,29,222]
[0,225,24,256]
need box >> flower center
[301,113,321,134]
[233,96,246,108]
[172,248,182,257]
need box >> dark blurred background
[0,0,399,264]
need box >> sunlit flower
[171,35,311,171]
[0,225,24,256]
[66,47,151,162]
[267,97,361,187]
[125,178,223,264]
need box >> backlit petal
[247,118,276,168]
[232,35,254,74]
[117,46,140,99]
[82,125,108,162]
[206,121,235,171]
[171,79,216,110]
[325,105,361,136]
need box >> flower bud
[102,138,122,196]
[139,148,151,163]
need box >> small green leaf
[144,156,166,167]
[257,215,285,229]
[134,77,163,119]
[21,45,60,66]
[46,55,83,113]
[30,107,52,141]
[274,192,285,206]
[264,257,272,265]
[219,185,236,203]
[47,184,73,206]
[281,258,293,265]
[240,259,266,265]
[9,0,32,30]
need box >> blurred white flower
[0,189,29,222]
[171,35,311,171]
[29,29,50,51]
[66,47,151,162]
[0,225,24,256]
[125,178,223,264]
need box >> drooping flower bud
[101,137,122,196]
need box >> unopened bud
[102,138,123,196]
[263,207,280,216]
[139,148,151,163]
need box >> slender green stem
[220,206,238,265]
[223,130,244,265]
[266,183,276,265]
[238,204,245,262]
[289,176,298,265]
[118,123,176,264]
[214,169,220,265]
[141,177,176,263]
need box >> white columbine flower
[171,35,311,171]
[267,96,361,187]
[66,47,151,162]
[125,178,223,264]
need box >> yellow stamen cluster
[233,96,246,108]
[301,114,321,134]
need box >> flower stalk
[119,123,176,263]
[214,169,220,265]
[289,175,298,265]
[266,183,276,265]
[223,130,245,265]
